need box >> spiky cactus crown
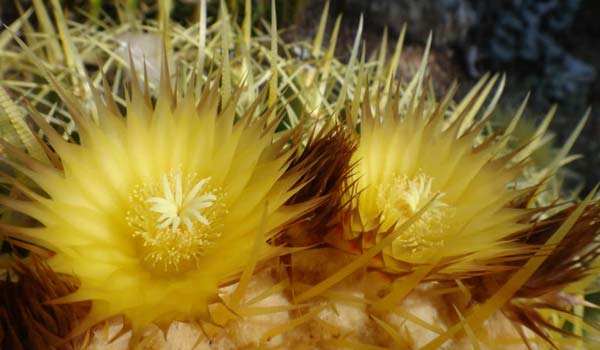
[1,1,599,349]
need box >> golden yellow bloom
[335,74,543,276]
[0,67,316,331]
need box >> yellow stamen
[126,172,226,275]
[376,173,453,262]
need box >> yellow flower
[0,68,316,331]
[339,74,537,276]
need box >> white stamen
[148,174,216,232]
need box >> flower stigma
[376,172,453,262]
[127,172,226,275]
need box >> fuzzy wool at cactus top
[0,1,599,349]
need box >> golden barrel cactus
[0,1,599,349]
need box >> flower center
[127,172,226,275]
[376,173,453,262]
